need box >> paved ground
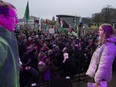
[72,70,116,87]
[108,70,116,87]
[38,66,116,87]
[38,71,116,87]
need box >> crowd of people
[16,25,99,87]
[0,1,116,87]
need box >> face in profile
[98,26,104,38]
[5,7,19,31]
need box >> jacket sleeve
[0,43,7,70]
[94,45,116,83]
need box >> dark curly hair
[0,0,16,19]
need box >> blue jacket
[0,27,20,87]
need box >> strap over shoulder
[0,36,8,46]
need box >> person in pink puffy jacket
[86,23,116,87]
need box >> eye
[99,28,102,31]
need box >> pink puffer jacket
[86,36,116,83]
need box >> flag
[71,31,78,37]
[79,17,82,23]
[74,16,78,35]
[39,18,42,29]
[74,23,78,34]
[60,20,63,28]
[60,20,69,28]
[24,1,29,23]
[68,27,78,37]
[46,19,49,25]
[60,28,68,33]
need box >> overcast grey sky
[3,0,116,20]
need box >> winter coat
[0,27,20,87]
[86,36,116,83]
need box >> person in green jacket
[0,1,20,87]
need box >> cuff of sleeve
[94,77,100,83]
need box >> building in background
[56,15,91,29]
